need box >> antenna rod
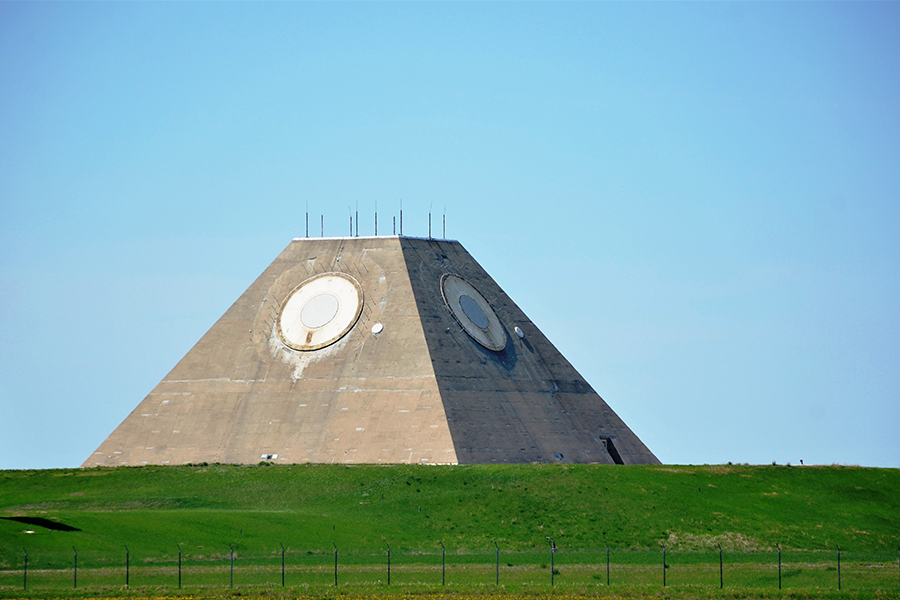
[428,212,432,238]
[355,201,358,237]
[393,216,396,235]
[375,201,378,236]
[400,202,403,235]
[443,214,446,239]
[321,215,324,238]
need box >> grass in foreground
[1,462,898,599]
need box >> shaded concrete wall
[401,238,659,465]
[84,236,658,467]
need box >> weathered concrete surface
[401,238,658,465]
[84,236,659,467]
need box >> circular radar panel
[277,272,364,351]
[441,274,507,351]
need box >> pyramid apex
[289,235,460,243]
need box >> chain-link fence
[2,546,898,593]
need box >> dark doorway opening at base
[600,437,624,465]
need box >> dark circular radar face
[441,274,506,351]
[278,273,363,351]
[459,294,489,329]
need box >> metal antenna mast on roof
[428,203,433,239]
[400,200,403,236]
[348,207,352,237]
[443,205,446,239]
[393,216,396,235]
[375,201,378,236]
[321,215,324,237]
[355,201,359,237]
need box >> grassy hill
[2,463,898,568]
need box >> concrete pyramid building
[84,236,659,467]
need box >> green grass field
[1,463,898,598]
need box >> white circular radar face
[277,273,364,351]
[441,274,507,351]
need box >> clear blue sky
[2,2,898,470]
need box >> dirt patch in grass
[664,531,766,552]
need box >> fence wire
[1,546,898,592]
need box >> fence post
[837,546,841,590]
[606,545,610,586]
[229,544,234,588]
[778,545,782,590]
[495,542,499,586]
[281,543,285,587]
[663,546,666,587]
[386,542,390,586]
[547,537,555,587]
[23,548,27,591]
[125,546,129,589]
[333,543,338,587]
[440,541,446,586]
[73,546,77,589]
[719,544,723,589]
